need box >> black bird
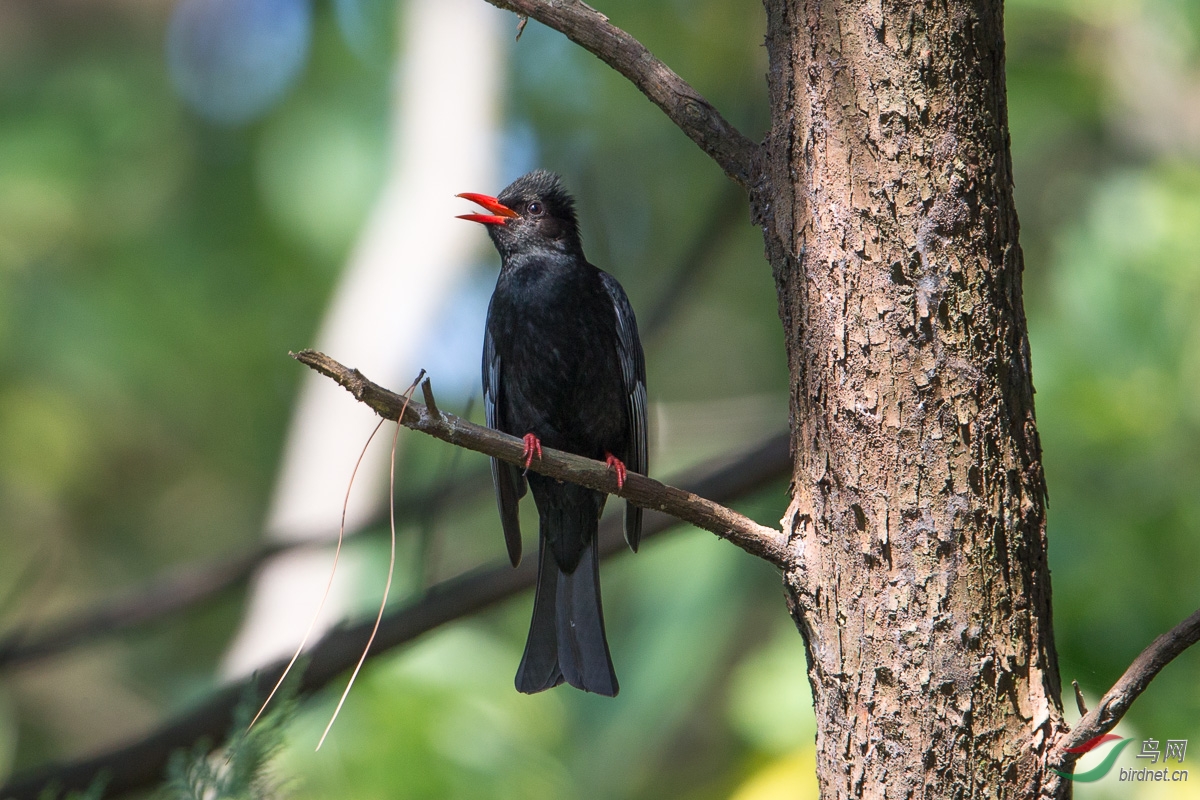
[457,170,647,696]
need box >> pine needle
[245,418,387,735]
[316,372,422,750]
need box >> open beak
[456,192,520,225]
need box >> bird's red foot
[522,433,543,469]
[605,453,627,491]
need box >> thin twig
[0,432,789,800]
[1071,680,1087,717]
[1054,606,1200,764]
[291,350,791,567]
[420,376,440,419]
[480,0,760,187]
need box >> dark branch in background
[483,0,760,188]
[0,547,273,671]
[1054,606,1200,765]
[0,433,789,800]
[0,471,492,672]
[293,350,791,567]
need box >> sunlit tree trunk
[756,0,1069,795]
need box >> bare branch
[293,350,791,567]
[1056,606,1200,761]
[482,0,760,187]
[0,432,789,800]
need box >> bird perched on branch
[457,170,647,696]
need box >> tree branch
[1055,606,1200,762]
[0,432,789,800]
[482,0,760,187]
[0,197,737,672]
[293,350,791,567]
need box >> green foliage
[160,684,296,800]
[35,772,109,800]
[2,0,1200,797]
[1034,164,1200,738]
[1005,0,1200,789]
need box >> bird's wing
[484,323,526,566]
[600,270,648,552]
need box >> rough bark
[755,0,1068,795]
[10,2,1200,797]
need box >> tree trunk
[755,0,1068,795]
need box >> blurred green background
[1,0,1199,797]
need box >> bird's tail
[515,517,617,696]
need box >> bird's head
[457,170,582,260]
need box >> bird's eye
[527,201,544,216]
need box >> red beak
[456,192,519,225]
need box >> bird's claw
[605,453,627,491]
[522,433,543,470]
